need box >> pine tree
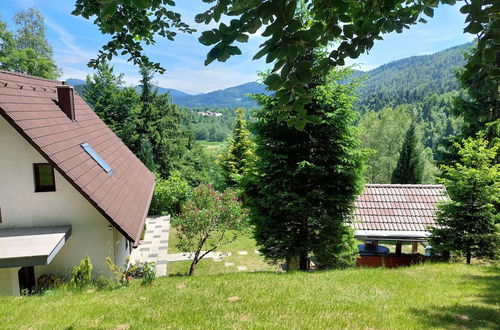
[430,136,499,264]
[391,122,424,184]
[220,108,256,187]
[245,66,365,270]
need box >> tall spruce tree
[220,108,256,187]
[245,65,365,270]
[391,122,424,184]
[136,66,186,178]
[430,136,499,264]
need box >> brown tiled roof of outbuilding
[353,184,447,232]
[0,70,155,246]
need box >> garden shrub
[106,257,139,286]
[141,262,156,285]
[93,275,112,290]
[149,171,190,216]
[70,257,93,288]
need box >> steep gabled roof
[0,70,155,246]
[353,184,447,233]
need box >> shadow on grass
[411,265,500,329]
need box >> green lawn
[0,263,498,329]
[197,140,226,157]
[168,228,278,275]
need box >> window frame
[33,163,56,192]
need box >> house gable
[0,70,155,245]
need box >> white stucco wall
[0,268,20,296]
[0,116,130,281]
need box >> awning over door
[0,226,71,268]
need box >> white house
[0,70,155,295]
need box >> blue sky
[2,1,474,94]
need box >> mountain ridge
[67,42,472,109]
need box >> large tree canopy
[0,8,60,79]
[72,0,498,127]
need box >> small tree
[430,136,499,264]
[70,257,93,288]
[219,108,256,187]
[172,184,247,275]
[391,121,425,184]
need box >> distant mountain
[66,78,86,86]
[172,82,269,108]
[65,42,471,110]
[135,85,190,100]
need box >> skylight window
[80,143,113,175]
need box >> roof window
[80,143,114,175]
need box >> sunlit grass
[0,263,498,329]
[168,228,277,276]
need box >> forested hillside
[356,42,472,112]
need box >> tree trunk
[298,215,309,271]
[299,251,309,271]
[466,252,471,264]
[287,256,300,270]
[188,249,201,276]
[188,235,208,275]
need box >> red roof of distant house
[353,184,447,233]
[0,70,155,246]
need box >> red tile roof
[353,184,447,233]
[0,70,155,246]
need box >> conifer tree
[245,65,365,270]
[220,108,256,187]
[83,63,141,153]
[391,122,424,184]
[136,66,186,178]
[430,136,499,264]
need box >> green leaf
[459,4,470,14]
[132,0,148,9]
[294,119,306,130]
[101,2,117,17]
[302,114,322,124]
[424,7,434,18]
[287,117,297,127]
[236,34,249,43]
[199,30,220,46]
[464,22,483,34]
[264,73,282,88]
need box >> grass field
[197,140,226,157]
[0,263,498,329]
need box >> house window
[33,163,56,192]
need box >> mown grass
[167,228,278,276]
[0,263,498,329]
[197,140,226,157]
